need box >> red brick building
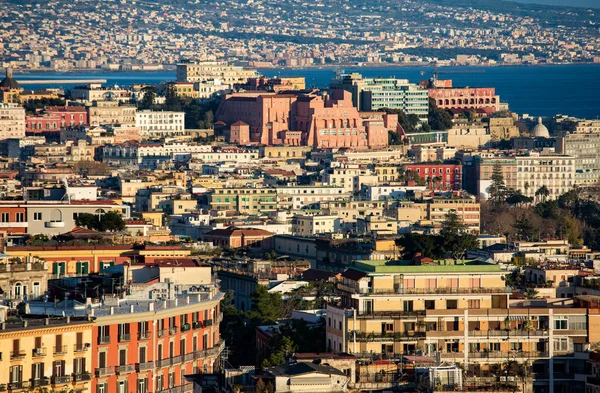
[25,106,87,135]
[203,227,274,250]
[405,164,463,191]
[428,86,500,113]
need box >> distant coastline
[13,62,600,75]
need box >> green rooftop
[352,259,502,274]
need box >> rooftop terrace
[352,259,503,274]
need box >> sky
[509,0,600,8]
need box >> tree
[381,107,418,133]
[249,286,284,324]
[489,163,507,203]
[441,210,467,237]
[164,85,183,111]
[76,213,100,229]
[505,190,533,207]
[74,160,109,176]
[513,215,536,241]
[261,335,297,368]
[99,211,126,232]
[525,288,539,299]
[535,185,550,203]
[440,210,479,259]
[139,87,156,110]
[428,98,453,131]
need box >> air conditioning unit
[35,348,44,355]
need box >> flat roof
[352,259,503,274]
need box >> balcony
[171,355,183,366]
[8,382,29,390]
[469,351,549,359]
[193,340,226,359]
[367,287,511,296]
[119,333,131,342]
[45,220,65,228]
[469,329,548,338]
[184,353,195,362]
[53,345,68,355]
[73,373,92,382]
[169,326,178,335]
[138,331,151,340]
[204,319,213,327]
[98,336,110,345]
[116,364,135,374]
[158,329,167,337]
[30,378,50,388]
[95,367,115,377]
[74,344,89,353]
[181,323,191,332]
[32,348,47,357]
[10,350,26,360]
[354,332,426,342]
[0,385,5,392]
[192,321,202,329]
[52,375,72,385]
[136,362,154,372]
[157,358,171,368]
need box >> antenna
[61,177,71,203]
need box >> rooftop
[351,259,503,274]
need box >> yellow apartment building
[0,316,94,392]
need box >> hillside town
[1,0,600,71]
[1,58,600,393]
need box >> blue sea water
[14,64,600,119]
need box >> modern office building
[556,126,600,185]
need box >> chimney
[110,307,114,315]
[130,305,135,313]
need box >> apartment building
[71,84,132,103]
[321,164,378,194]
[136,110,185,138]
[404,164,462,191]
[88,101,136,126]
[0,316,94,392]
[423,197,481,233]
[0,102,25,141]
[176,61,257,87]
[556,129,600,185]
[276,186,349,210]
[515,153,575,203]
[293,215,342,236]
[209,188,278,215]
[0,254,48,304]
[326,259,596,393]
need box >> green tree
[249,286,284,324]
[99,211,126,232]
[76,213,100,229]
[164,85,183,111]
[513,215,536,241]
[261,335,297,368]
[428,98,453,131]
[535,185,550,203]
[489,163,507,203]
[139,87,156,110]
[505,190,533,207]
[440,210,479,259]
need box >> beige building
[322,164,379,194]
[515,153,575,203]
[0,103,25,141]
[88,101,136,126]
[210,188,278,215]
[135,110,185,138]
[176,61,257,87]
[421,197,481,233]
[487,117,519,141]
[447,125,491,149]
[0,254,49,303]
[292,215,341,236]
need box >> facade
[0,254,49,304]
[556,129,600,185]
[136,110,186,138]
[71,84,132,103]
[446,125,491,148]
[321,164,378,194]
[486,118,520,141]
[203,226,274,249]
[405,164,463,191]
[326,259,595,393]
[0,317,94,393]
[216,90,389,149]
[293,215,342,236]
[209,188,278,214]
[428,86,500,112]
[330,73,428,120]
[515,153,575,203]
[176,61,257,87]
[0,103,25,141]
[88,101,137,126]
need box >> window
[403,300,413,312]
[74,357,86,375]
[468,299,481,309]
[34,212,42,221]
[1,212,9,222]
[446,300,458,309]
[554,316,568,330]
[10,365,22,383]
[16,212,24,222]
[425,300,435,310]
[32,362,44,380]
[553,338,569,352]
[510,342,523,351]
[118,380,127,393]
[137,378,147,393]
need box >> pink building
[216,90,390,149]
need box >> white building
[176,61,257,88]
[0,103,25,141]
[515,152,575,203]
[293,215,342,236]
[276,186,350,210]
[321,164,378,194]
[136,110,185,138]
[360,185,427,201]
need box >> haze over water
[16,64,600,119]
[509,0,599,7]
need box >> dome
[0,68,19,90]
[532,117,549,138]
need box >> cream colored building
[176,61,257,87]
[293,215,341,236]
[321,164,379,194]
[487,117,519,141]
[0,103,25,141]
[447,125,491,149]
[88,101,136,126]
[515,153,575,203]
[135,110,185,138]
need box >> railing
[469,330,548,337]
[170,355,183,365]
[8,382,28,390]
[116,364,135,374]
[98,336,110,344]
[53,345,68,355]
[469,351,549,359]
[119,334,131,342]
[52,375,72,384]
[32,348,47,357]
[181,324,191,332]
[0,384,6,391]
[169,327,178,334]
[10,350,26,359]
[95,367,115,377]
[192,321,202,329]
[139,331,151,340]
[355,332,426,342]
[367,287,511,296]
[74,344,89,352]
[357,310,426,318]
[30,378,50,387]
[73,373,92,382]
[184,353,195,362]
[158,329,167,337]
[157,358,171,368]
[194,340,225,359]
[204,319,213,327]
[136,362,153,372]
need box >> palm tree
[525,288,539,299]
[535,185,550,203]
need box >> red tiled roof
[203,226,273,237]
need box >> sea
[14,64,600,119]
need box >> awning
[509,316,527,321]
